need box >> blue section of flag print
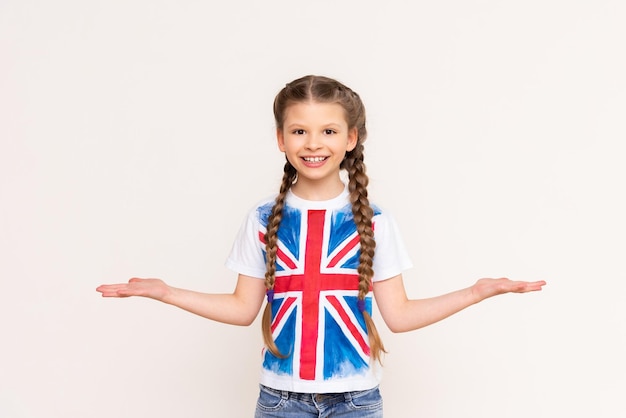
[323,309,367,379]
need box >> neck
[290,178,345,201]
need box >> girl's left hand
[471,278,546,302]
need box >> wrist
[160,285,177,304]
[468,284,483,305]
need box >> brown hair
[262,75,386,364]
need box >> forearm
[386,287,479,333]
[162,287,261,326]
[375,276,546,333]
[97,275,266,326]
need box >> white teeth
[304,157,326,162]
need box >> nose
[304,132,322,150]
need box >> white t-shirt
[226,187,412,393]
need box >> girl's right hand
[96,278,171,301]
[95,275,266,326]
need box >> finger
[99,290,128,297]
[527,282,547,291]
[516,280,546,292]
[96,284,131,297]
[96,284,128,292]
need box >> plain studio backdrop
[1,1,624,417]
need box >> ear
[276,128,286,152]
[346,127,358,152]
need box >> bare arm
[96,274,267,326]
[374,275,546,333]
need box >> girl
[96,75,546,417]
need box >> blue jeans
[254,384,384,418]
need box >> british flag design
[257,202,379,381]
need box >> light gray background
[1,1,624,417]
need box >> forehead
[283,101,348,126]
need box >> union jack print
[258,203,377,381]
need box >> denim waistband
[259,384,375,404]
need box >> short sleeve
[225,207,267,279]
[371,209,413,282]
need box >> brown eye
[293,129,305,135]
[324,129,336,135]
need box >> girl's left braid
[345,141,387,364]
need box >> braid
[261,159,297,358]
[345,142,387,364]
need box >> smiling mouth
[302,156,328,162]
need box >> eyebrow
[285,122,344,130]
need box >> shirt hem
[259,373,381,394]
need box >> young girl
[96,75,546,417]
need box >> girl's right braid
[261,159,297,358]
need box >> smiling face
[277,101,358,200]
